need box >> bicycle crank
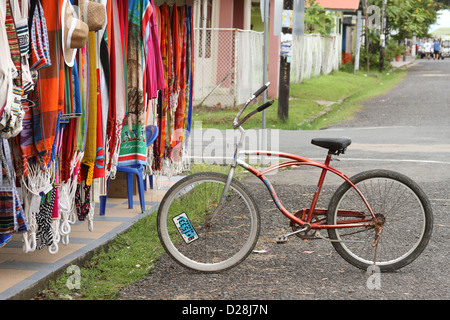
[276,225,310,244]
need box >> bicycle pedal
[276,236,288,244]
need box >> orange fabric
[35,0,65,164]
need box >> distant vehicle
[439,36,450,59]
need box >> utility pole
[277,0,293,122]
[379,0,387,72]
[364,0,369,74]
[354,10,362,74]
[262,0,269,129]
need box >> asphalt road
[119,59,450,305]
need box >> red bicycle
[157,83,433,273]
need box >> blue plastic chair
[99,125,159,215]
[144,125,158,190]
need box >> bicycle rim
[157,172,260,272]
[327,170,433,272]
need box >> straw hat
[79,0,106,31]
[61,0,89,67]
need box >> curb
[4,205,160,300]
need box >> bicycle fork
[210,127,246,219]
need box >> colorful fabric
[29,0,51,71]
[81,32,98,185]
[106,0,126,173]
[75,183,91,221]
[5,0,22,89]
[1,0,195,252]
[34,0,65,166]
[142,0,165,100]
[171,6,187,162]
[0,190,16,234]
[35,187,54,249]
[76,47,88,153]
[158,3,171,161]
[17,99,37,176]
[184,5,194,141]
[93,69,105,180]
[0,234,12,247]
[118,0,147,167]
[0,138,28,235]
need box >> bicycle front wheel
[157,172,260,273]
[327,169,433,272]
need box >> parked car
[440,38,450,59]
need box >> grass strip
[193,68,407,131]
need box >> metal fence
[193,28,264,107]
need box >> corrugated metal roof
[315,0,360,10]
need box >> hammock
[1,0,194,255]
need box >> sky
[429,10,450,32]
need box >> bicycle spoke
[158,173,260,272]
[327,170,432,272]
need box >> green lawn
[193,68,407,131]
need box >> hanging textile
[0,1,16,134]
[117,0,147,167]
[32,0,65,167]
[151,3,193,177]
[1,0,25,140]
[171,5,186,164]
[143,0,165,100]
[96,0,110,183]
[106,0,126,177]
[1,0,195,254]
[81,32,98,186]
[156,3,171,172]
[184,4,194,144]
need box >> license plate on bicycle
[173,212,198,244]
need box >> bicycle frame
[221,126,376,231]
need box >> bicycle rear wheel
[327,170,433,272]
[157,172,260,273]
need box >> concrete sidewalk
[390,55,416,68]
[0,175,181,300]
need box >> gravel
[118,60,450,302]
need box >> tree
[382,0,440,39]
[436,0,450,9]
[304,0,335,35]
[360,0,439,71]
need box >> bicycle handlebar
[257,100,274,112]
[233,82,273,129]
[252,83,270,100]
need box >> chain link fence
[193,28,264,108]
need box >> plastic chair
[99,125,159,215]
[144,125,158,190]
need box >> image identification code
[181,304,268,317]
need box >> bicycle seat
[311,137,351,154]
